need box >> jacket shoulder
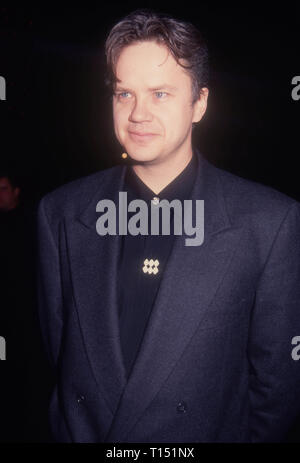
[38,165,123,224]
[214,164,299,223]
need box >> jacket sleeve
[37,196,64,370]
[248,201,300,442]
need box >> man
[37,10,300,442]
[0,172,52,442]
[0,174,20,212]
[0,173,24,441]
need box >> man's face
[0,177,19,211]
[112,40,208,165]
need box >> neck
[131,144,193,195]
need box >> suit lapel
[104,152,244,442]
[65,165,128,418]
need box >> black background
[1,2,300,442]
[1,3,300,200]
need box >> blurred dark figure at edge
[0,171,53,442]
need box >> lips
[128,130,158,143]
[129,131,157,136]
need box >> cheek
[113,106,129,133]
[157,106,179,135]
[112,110,123,137]
[161,104,191,138]
[0,193,8,202]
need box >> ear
[14,187,20,198]
[192,87,209,123]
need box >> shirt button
[77,395,85,404]
[151,196,160,205]
[177,401,187,413]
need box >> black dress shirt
[118,150,198,379]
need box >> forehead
[115,40,190,88]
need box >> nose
[129,96,152,123]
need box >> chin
[124,144,161,164]
[129,152,158,163]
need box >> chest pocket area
[197,280,256,331]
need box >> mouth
[128,131,158,143]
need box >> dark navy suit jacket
[37,149,300,442]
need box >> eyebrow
[114,84,178,92]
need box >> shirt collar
[124,148,198,202]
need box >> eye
[155,91,167,99]
[115,91,131,100]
